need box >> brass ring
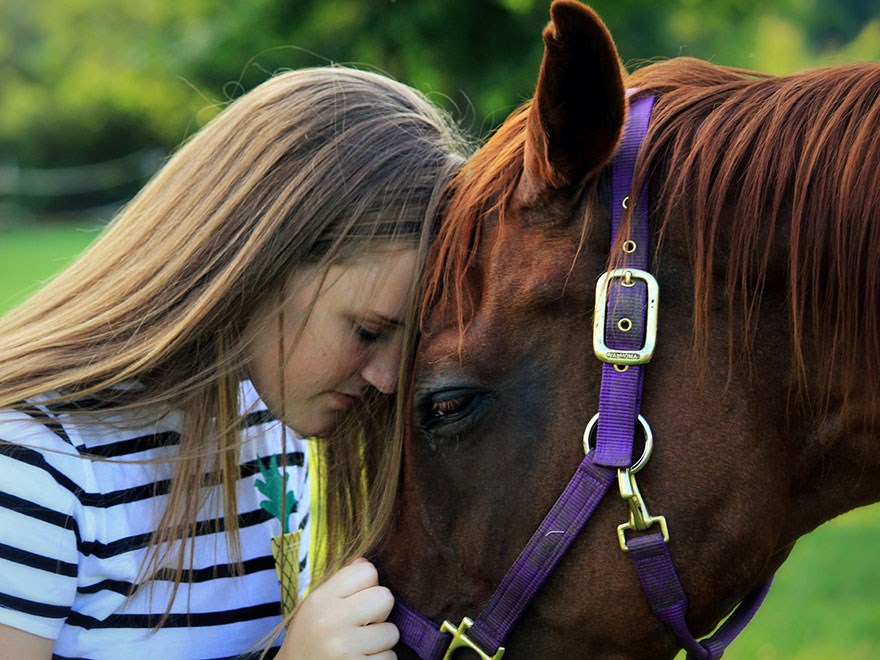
[622,240,637,254]
[617,318,633,332]
[622,196,630,209]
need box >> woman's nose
[361,341,402,394]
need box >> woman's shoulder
[0,397,95,522]
[0,381,308,468]
[0,391,183,463]
[0,395,87,457]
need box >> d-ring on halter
[386,95,772,660]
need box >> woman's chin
[286,412,339,439]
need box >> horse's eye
[417,387,493,437]
[430,394,473,418]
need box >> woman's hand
[0,624,54,660]
[280,557,399,659]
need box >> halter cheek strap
[386,95,772,660]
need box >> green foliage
[0,0,208,165]
[3,0,878,179]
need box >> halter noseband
[387,95,772,660]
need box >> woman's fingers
[356,621,400,656]
[326,557,381,600]
[346,583,396,626]
[279,558,399,659]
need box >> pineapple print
[255,454,300,616]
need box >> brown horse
[374,1,880,657]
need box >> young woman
[0,66,469,659]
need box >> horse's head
[375,1,880,657]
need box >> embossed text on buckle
[593,268,659,365]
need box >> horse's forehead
[419,220,597,373]
[485,215,595,305]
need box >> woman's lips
[329,391,359,408]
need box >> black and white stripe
[0,381,311,659]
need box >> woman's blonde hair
[0,66,469,613]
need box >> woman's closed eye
[354,323,388,344]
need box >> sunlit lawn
[2,221,879,658]
[722,504,880,659]
[0,221,102,310]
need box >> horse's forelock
[421,104,531,335]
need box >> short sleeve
[0,410,83,640]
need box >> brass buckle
[439,617,506,660]
[593,268,659,365]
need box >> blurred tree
[0,0,878,216]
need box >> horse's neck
[786,405,880,541]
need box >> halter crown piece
[387,95,772,660]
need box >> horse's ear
[516,1,626,205]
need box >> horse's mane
[631,58,880,414]
[425,56,880,416]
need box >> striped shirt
[0,381,311,659]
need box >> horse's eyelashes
[417,387,494,438]
[432,395,471,417]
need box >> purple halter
[387,95,772,660]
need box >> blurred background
[0,1,878,657]
[3,0,880,226]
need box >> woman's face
[246,247,418,437]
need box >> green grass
[722,504,880,659]
[2,222,879,657]
[0,221,103,310]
